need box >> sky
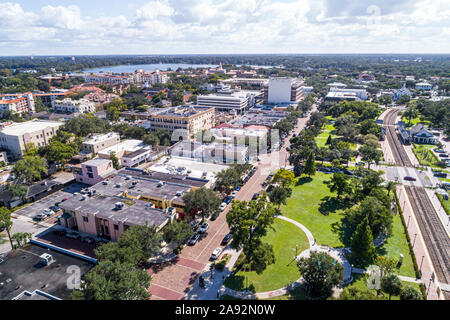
[1,0,449,56]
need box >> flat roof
[82,158,111,166]
[60,194,171,228]
[0,120,63,136]
[0,244,94,300]
[98,139,147,156]
[83,132,119,145]
[119,168,209,188]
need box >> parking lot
[14,183,86,220]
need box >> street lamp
[407,215,411,228]
[420,255,425,274]
[412,233,418,248]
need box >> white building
[81,132,121,154]
[98,139,149,160]
[264,78,305,104]
[328,87,368,100]
[415,82,433,91]
[197,91,249,115]
[0,93,35,114]
[52,98,96,114]
[0,120,63,160]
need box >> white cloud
[0,0,449,55]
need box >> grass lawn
[413,143,440,167]
[281,172,347,248]
[437,194,450,216]
[223,218,309,293]
[262,285,308,300]
[344,273,423,300]
[280,172,416,278]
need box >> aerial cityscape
[0,0,449,310]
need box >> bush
[215,254,231,271]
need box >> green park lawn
[413,143,440,167]
[344,273,423,300]
[401,116,430,128]
[279,172,416,278]
[223,218,309,293]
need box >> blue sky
[1,0,449,55]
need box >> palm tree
[385,181,397,198]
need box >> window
[114,224,118,230]
[83,216,88,222]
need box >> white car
[42,209,55,217]
[231,190,238,197]
[210,247,222,261]
[220,202,227,211]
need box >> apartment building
[415,82,433,91]
[0,120,63,160]
[52,98,96,114]
[136,70,169,86]
[0,93,35,114]
[197,91,249,115]
[148,106,215,138]
[81,132,121,154]
[85,74,134,85]
[263,78,305,104]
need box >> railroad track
[384,108,450,299]
[383,108,412,167]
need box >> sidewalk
[396,185,442,300]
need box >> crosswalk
[384,166,440,188]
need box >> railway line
[384,108,450,299]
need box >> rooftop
[82,158,112,167]
[0,120,63,136]
[98,139,148,157]
[83,132,120,145]
[0,244,94,300]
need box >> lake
[83,63,218,74]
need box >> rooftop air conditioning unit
[115,202,124,210]
[157,181,164,187]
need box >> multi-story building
[74,158,117,185]
[147,106,215,138]
[0,93,35,114]
[81,132,121,154]
[58,170,209,240]
[263,78,305,104]
[326,87,368,101]
[415,82,433,91]
[197,91,249,115]
[52,98,96,114]
[0,120,63,160]
[84,74,134,85]
[169,141,249,164]
[137,70,168,86]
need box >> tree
[297,251,344,299]
[338,287,385,300]
[303,152,316,177]
[109,152,120,170]
[106,106,120,122]
[381,274,402,300]
[226,196,276,274]
[359,145,383,169]
[373,256,397,279]
[325,134,332,145]
[385,181,396,198]
[42,141,77,163]
[11,232,32,248]
[72,260,151,300]
[13,155,48,185]
[329,173,352,200]
[400,286,422,300]
[0,207,14,250]
[350,217,376,266]
[7,184,28,202]
[162,221,194,246]
[24,143,38,156]
[268,186,292,210]
[182,187,221,221]
[95,223,162,265]
[214,168,241,192]
[272,168,296,188]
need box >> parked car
[224,198,232,204]
[198,223,209,234]
[252,193,260,200]
[61,198,68,202]
[188,233,200,246]
[318,167,331,173]
[343,169,354,176]
[33,214,46,221]
[439,153,449,158]
[49,205,60,212]
[330,168,343,174]
[210,212,219,221]
[231,190,238,197]
[220,202,227,211]
[65,231,80,239]
[235,186,241,191]
[42,209,55,217]
[221,233,232,245]
[81,236,95,244]
[434,172,448,178]
[210,247,223,261]
[434,149,446,153]
[262,181,268,187]
[404,176,417,181]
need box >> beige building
[148,106,215,139]
[81,132,121,154]
[0,120,63,160]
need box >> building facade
[81,132,121,154]
[197,91,249,115]
[263,78,305,104]
[52,98,96,114]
